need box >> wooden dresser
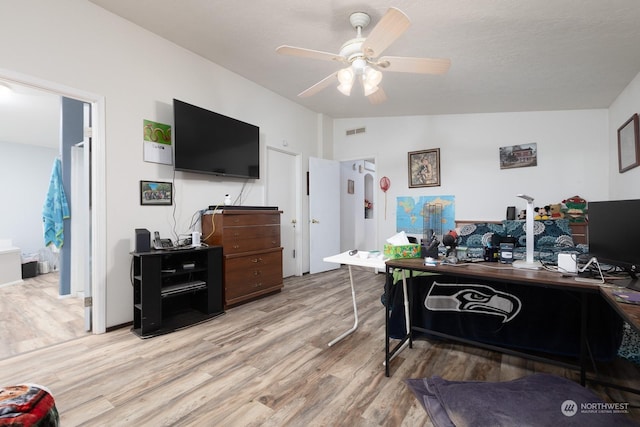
[202,209,283,307]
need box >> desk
[601,287,640,334]
[323,251,388,347]
[384,259,609,380]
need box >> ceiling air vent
[346,127,366,136]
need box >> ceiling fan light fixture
[337,66,355,96]
[363,83,379,97]
[337,82,353,96]
[352,57,367,72]
[276,7,451,104]
[337,67,355,85]
[364,67,382,87]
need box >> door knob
[311,218,320,224]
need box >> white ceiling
[87,0,640,119]
[0,83,60,149]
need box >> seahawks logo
[424,282,522,323]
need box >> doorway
[0,70,106,348]
[266,147,302,277]
[340,158,377,252]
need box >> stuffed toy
[534,205,551,220]
[562,195,587,223]
[549,203,564,219]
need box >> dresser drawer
[221,213,281,227]
[221,225,280,254]
[224,249,283,301]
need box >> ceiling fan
[276,7,451,104]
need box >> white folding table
[323,251,410,355]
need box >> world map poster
[396,195,456,235]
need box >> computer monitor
[588,199,640,290]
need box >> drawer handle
[233,232,240,237]
[251,258,263,263]
[254,282,262,288]
[233,218,240,223]
[233,245,240,249]
[253,270,262,276]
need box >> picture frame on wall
[499,143,537,169]
[618,113,640,173]
[140,180,173,205]
[408,148,440,188]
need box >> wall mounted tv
[173,99,260,179]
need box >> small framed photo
[140,180,172,205]
[499,143,537,169]
[618,113,640,173]
[408,148,440,188]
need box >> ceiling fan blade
[298,72,338,98]
[368,86,387,105]
[276,45,344,63]
[362,8,411,59]
[378,56,451,74]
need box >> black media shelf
[131,246,223,338]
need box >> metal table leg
[328,265,359,346]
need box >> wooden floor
[1,266,639,426]
[0,272,87,359]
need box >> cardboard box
[383,243,421,259]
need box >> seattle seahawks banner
[386,275,623,361]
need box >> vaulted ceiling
[88,0,640,118]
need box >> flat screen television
[588,199,640,288]
[173,99,259,179]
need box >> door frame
[265,146,303,277]
[0,68,107,334]
[337,154,379,253]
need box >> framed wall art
[408,148,440,188]
[499,143,537,169]
[618,113,640,173]
[140,180,173,205]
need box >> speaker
[506,206,516,220]
[135,228,150,253]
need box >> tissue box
[383,243,421,259]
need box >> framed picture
[618,113,640,173]
[347,179,354,194]
[499,143,537,169]
[140,180,172,205]
[408,148,440,188]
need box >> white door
[266,147,301,277]
[72,103,92,331]
[309,157,340,274]
[70,145,86,298]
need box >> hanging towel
[42,158,70,249]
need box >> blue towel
[42,158,70,248]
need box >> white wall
[608,71,640,200]
[0,142,58,253]
[333,110,609,249]
[0,0,321,327]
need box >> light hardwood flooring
[0,271,87,359]
[0,266,639,426]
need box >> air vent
[346,127,366,136]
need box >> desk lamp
[513,194,542,270]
